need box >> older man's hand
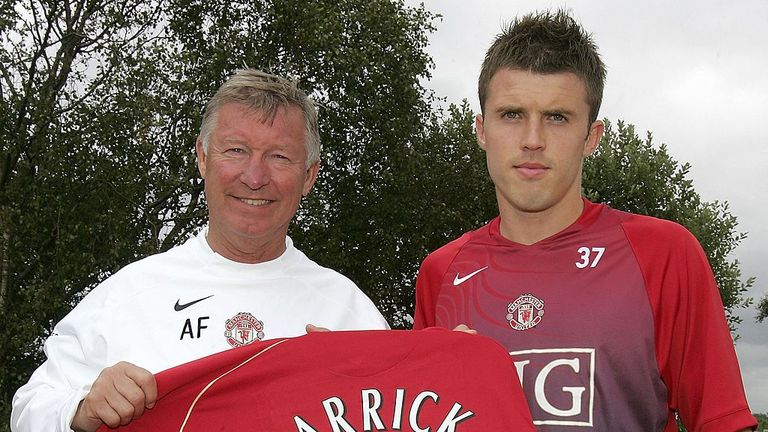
[71,362,156,432]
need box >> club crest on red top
[506,294,544,331]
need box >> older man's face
[196,103,318,262]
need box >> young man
[412,10,757,432]
[11,69,389,432]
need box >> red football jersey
[414,199,757,431]
[98,329,534,431]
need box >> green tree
[758,296,768,323]
[755,412,768,430]
[368,100,497,326]
[1,1,182,424]
[1,0,438,426]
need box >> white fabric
[11,229,388,432]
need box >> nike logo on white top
[453,266,488,286]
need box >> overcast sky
[406,0,768,414]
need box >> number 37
[576,247,605,269]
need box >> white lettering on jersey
[536,358,585,417]
[361,389,386,430]
[411,391,439,432]
[575,247,605,269]
[393,388,405,429]
[294,389,475,431]
[294,416,319,432]
[323,397,355,432]
[511,348,595,427]
[437,402,476,432]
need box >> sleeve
[307,269,391,331]
[412,255,442,329]
[623,218,757,432]
[11,289,110,432]
[412,235,469,330]
[345,288,391,331]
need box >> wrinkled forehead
[216,101,297,125]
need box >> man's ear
[476,114,487,150]
[583,120,605,157]
[195,137,207,179]
[302,161,320,197]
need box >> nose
[522,121,545,151]
[240,156,270,189]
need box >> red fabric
[99,329,534,431]
[622,216,757,431]
[413,234,470,330]
[413,199,757,431]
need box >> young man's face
[196,103,318,260]
[476,68,603,220]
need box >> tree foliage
[755,412,768,430]
[306,100,498,328]
[758,295,768,323]
[1,1,186,423]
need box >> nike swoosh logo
[174,295,214,311]
[453,266,488,286]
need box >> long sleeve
[623,217,757,431]
[11,299,107,432]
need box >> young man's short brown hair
[478,10,606,123]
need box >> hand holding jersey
[95,330,535,432]
[73,325,348,430]
[71,363,156,431]
[305,324,330,333]
[452,324,477,334]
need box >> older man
[12,69,388,432]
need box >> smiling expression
[196,103,319,262]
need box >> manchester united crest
[506,294,544,331]
[224,312,265,347]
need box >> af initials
[180,316,210,340]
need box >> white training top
[11,229,389,432]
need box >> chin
[510,197,557,214]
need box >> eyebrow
[542,108,577,117]
[493,104,523,114]
[221,137,248,144]
[219,138,298,155]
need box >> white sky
[407,0,768,414]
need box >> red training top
[414,199,757,432]
[99,329,535,431]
